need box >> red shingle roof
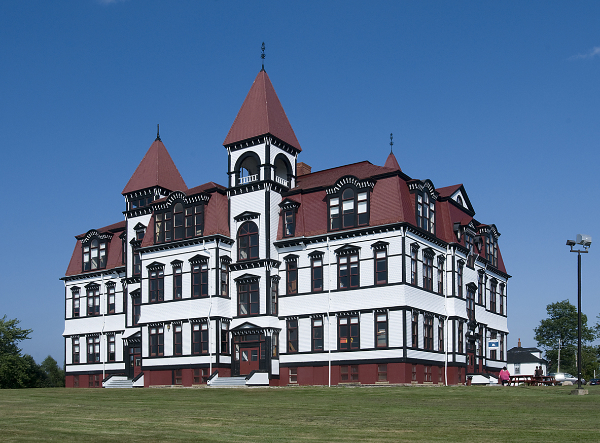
[294,161,395,191]
[223,70,301,151]
[436,184,463,198]
[384,152,401,171]
[122,139,187,195]
[66,221,126,277]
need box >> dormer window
[155,201,204,244]
[83,238,107,271]
[417,190,435,235]
[486,234,498,267]
[329,186,369,231]
[284,210,295,237]
[135,226,146,241]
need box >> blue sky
[1,0,599,365]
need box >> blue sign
[488,339,499,348]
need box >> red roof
[384,152,401,171]
[66,221,126,277]
[122,139,187,195]
[436,184,463,198]
[186,182,227,196]
[223,70,301,150]
[294,161,396,191]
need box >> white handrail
[275,176,289,187]
[239,174,258,185]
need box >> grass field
[1,385,599,442]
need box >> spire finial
[389,133,394,154]
[156,124,161,141]
[261,42,265,71]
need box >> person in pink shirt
[499,366,511,386]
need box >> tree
[39,355,65,387]
[0,316,35,389]
[534,300,598,380]
[0,316,32,357]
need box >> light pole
[566,234,591,392]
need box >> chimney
[518,338,521,348]
[297,162,311,176]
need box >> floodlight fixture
[576,234,592,248]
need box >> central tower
[223,68,301,376]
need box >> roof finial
[156,124,161,141]
[261,42,265,71]
[389,133,394,154]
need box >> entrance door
[239,346,260,375]
[467,352,475,373]
[129,346,142,378]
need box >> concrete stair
[103,376,133,388]
[208,376,247,388]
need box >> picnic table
[508,375,557,386]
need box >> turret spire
[390,133,394,154]
[156,124,161,141]
[261,42,265,71]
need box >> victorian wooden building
[62,68,509,387]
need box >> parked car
[588,378,600,386]
[548,372,585,385]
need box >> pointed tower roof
[384,152,401,171]
[122,139,187,195]
[223,70,301,151]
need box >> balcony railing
[275,175,289,187]
[238,174,258,185]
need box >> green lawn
[0,385,599,442]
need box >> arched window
[328,186,369,231]
[274,155,291,187]
[238,156,259,185]
[238,222,259,261]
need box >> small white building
[507,340,547,376]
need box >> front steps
[208,376,247,387]
[103,375,133,388]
